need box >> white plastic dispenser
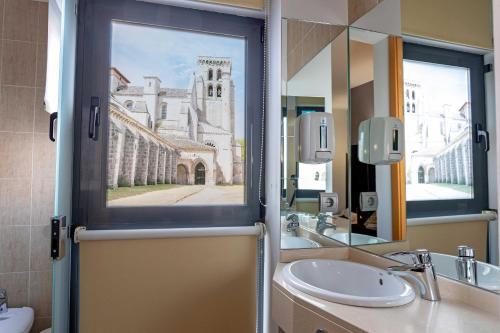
[295,112,334,164]
[358,116,404,165]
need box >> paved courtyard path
[406,184,471,201]
[108,185,243,206]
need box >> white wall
[372,37,393,241]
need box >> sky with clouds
[111,22,246,139]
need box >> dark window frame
[404,43,488,218]
[73,0,264,229]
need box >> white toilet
[0,307,34,333]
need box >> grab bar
[74,223,265,243]
[407,211,497,226]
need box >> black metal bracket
[51,216,67,260]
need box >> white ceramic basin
[386,252,500,292]
[323,231,387,245]
[281,236,321,249]
[0,307,34,333]
[282,259,415,307]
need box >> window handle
[88,96,100,141]
[475,124,490,152]
[49,112,58,142]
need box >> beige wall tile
[31,316,51,333]
[30,225,51,272]
[36,2,48,44]
[0,226,29,273]
[31,177,54,226]
[34,88,48,133]
[3,0,38,42]
[36,42,47,88]
[2,40,37,86]
[32,133,56,179]
[0,132,33,178]
[29,270,52,318]
[0,85,35,132]
[0,272,28,306]
[348,0,380,24]
[0,0,4,40]
[0,178,31,226]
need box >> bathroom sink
[281,236,321,249]
[282,259,415,307]
[323,231,387,245]
[386,252,500,292]
[0,307,34,333]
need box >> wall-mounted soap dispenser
[295,112,334,164]
[358,116,404,165]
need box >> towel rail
[74,223,265,243]
[407,211,497,226]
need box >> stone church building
[107,56,243,190]
[405,81,472,187]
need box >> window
[217,68,222,80]
[404,43,488,217]
[74,0,264,228]
[161,103,167,119]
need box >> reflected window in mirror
[404,43,488,217]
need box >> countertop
[273,262,500,333]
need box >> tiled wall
[286,20,345,79]
[0,1,52,332]
[348,0,385,24]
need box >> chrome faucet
[316,213,337,235]
[0,288,7,314]
[286,214,300,235]
[387,249,441,301]
[455,245,477,285]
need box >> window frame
[403,43,488,218]
[73,0,264,229]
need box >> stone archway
[177,164,189,185]
[194,162,206,185]
[418,166,425,184]
[428,167,436,183]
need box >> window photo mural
[404,60,473,201]
[106,22,246,206]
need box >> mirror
[280,19,350,249]
[349,7,499,294]
[280,0,499,295]
[348,27,405,245]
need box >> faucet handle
[391,249,433,266]
[0,288,6,299]
[457,245,475,258]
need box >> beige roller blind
[401,0,493,49]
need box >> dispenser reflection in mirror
[349,27,406,245]
[280,18,351,250]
